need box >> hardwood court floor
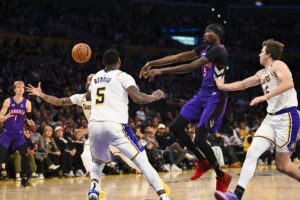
[1,166,300,200]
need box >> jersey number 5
[96,87,106,105]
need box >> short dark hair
[103,49,120,65]
[262,39,284,60]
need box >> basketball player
[140,23,231,192]
[26,75,95,171]
[214,39,300,200]
[26,75,141,173]
[0,81,35,187]
[88,49,169,200]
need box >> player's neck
[13,95,23,102]
[264,59,274,68]
[104,66,118,72]
[210,41,220,48]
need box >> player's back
[3,97,27,131]
[89,69,136,124]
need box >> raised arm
[127,86,165,104]
[139,50,197,78]
[215,70,262,91]
[26,82,73,106]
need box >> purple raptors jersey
[2,97,27,131]
[199,44,227,89]
[179,44,228,132]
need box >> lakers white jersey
[260,65,298,113]
[69,93,91,120]
[89,69,137,124]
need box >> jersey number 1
[96,87,105,105]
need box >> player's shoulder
[273,60,287,67]
[115,70,133,79]
[3,97,11,105]
[213,44,227,52]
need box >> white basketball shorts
[255,109,300,153]
[88,121,145,163]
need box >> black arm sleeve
[205,46,228,68]
[26,112,33,120]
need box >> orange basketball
[71,43,92,63]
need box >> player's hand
[214,76,225,89]
[250,95,268,106]
[26,119,35,127]
[139,62,151,79]
[74,128,88,139]
[0,113,13,122]
[26,82,43,97]
[152,89,165,100]
[148,69,163,81]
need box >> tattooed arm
[26,82,73,106]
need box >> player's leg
[113,124,170,200]
[0,144,8,178]
[88,122,111,200]
[192,96,228,184]
[215,137,272,200]
[171,96,206,161]
[274,109,300,181]
[275,152,300,180]
[81,141,93,173]
[88,161,106,200]
[16,142,31,187]
[0,133,12,178]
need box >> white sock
[89,161,105,192]
[132,151,165,192]
[237,137,271,188]
[159,193,170,200]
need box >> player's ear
[117,58,121,67]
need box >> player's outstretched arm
[0,98,13,122]
[26,82,73,106]
[128,86,165,104]
[147,56,209,81]
[215,70,261,91]
[139,50,197,78]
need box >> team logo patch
[209,119,215,128]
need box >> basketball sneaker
[15,173,22,181]
[159,193,170,200]
[190,160,212,180]
[21,178,31,187]
[87,190,106,200]
[216,172,232,192]
[88,189,99,200]
[0,169,7,179]
[214,191,239,200]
